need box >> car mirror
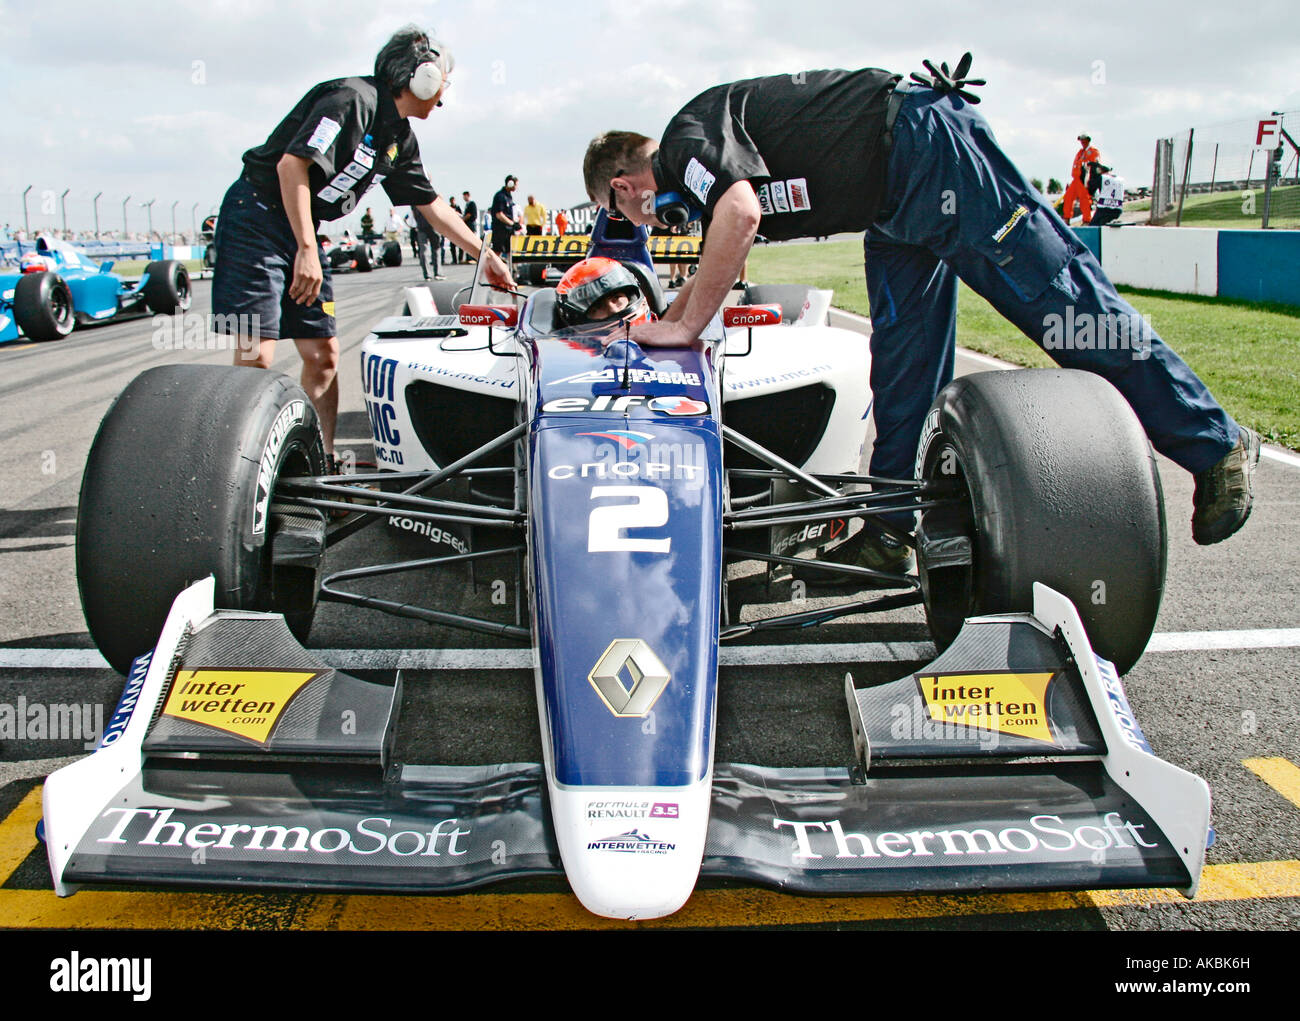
[722,304,781,357]
[722,305,781,328]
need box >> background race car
[324,231,403,274]
[0,236,190,342]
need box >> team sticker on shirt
[307,116,341,153]
[683,157,716,204]
[316,139,385,209]
[756,178,812,216]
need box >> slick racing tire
[141,259,192,314]
[13,271,74,341]
[740,284,818,324]
[916,369,1166,675]
[77,365,327,674]
[382,240,403,267]
[354,247,374,272]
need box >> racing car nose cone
[549,778,711,920]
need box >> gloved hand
[910,52,986,103]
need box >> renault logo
[588,640,671,717]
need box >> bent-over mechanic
[582,57,1259,567]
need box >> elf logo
[542,395,709,415]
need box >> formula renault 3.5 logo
[588,639,671,717]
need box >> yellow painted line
[2,861,1297,931]
[0,789,42,886]
[5,775,1298,930]
[1244,757,1300,811]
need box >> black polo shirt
[241,76,438,224]
[490,187,515,237]
[654,68,900,241]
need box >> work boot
[790,527,915,591]
[1192,426,1261,545]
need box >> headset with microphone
[408,37,451,104]
[646,152,703,227]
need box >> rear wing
[510,209,702,272]
[509,233,702,264]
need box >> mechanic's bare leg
[294,337,340,455]
[233,335,277,370]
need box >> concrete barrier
[1216,231,1300,306]
[1066,225,1299,308]
[1098,226,1219,296]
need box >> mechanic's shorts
[490,227,512,257]
[211,177,336,342]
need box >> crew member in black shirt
[213,25,513,454]
[489,175,518,256]
[457,190,479,264]
[583,61,1257,549]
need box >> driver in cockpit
[555,256,655,327]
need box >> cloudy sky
[2,0,1296,236]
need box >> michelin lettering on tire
[253,399,307,536]
[915,407,941,479]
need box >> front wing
[44,579,1208,901]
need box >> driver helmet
[556,257,646,325]
[20,251,53,273]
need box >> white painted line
[0,649,109,668]
[719,641,934,665]
[2,629,1298,671]
[829,305,1300,469]
[1146,629,1300,652]
[1262,445,1300,469]
[325,648,531,670]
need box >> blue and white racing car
[45,216,1209,920]
[0,236,190,342]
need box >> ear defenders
[654,191,702,227]
[647,151,702,227]
[409,40,446,101]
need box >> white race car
[44,214,1208,920]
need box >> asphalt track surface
[1,256,1297,932]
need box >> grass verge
[746,239,1300,450]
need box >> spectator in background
[555,208,568,236]
[419,210,445,280]
[384,208,402,240]
[458,191,478,263]
[360,206,375,240]
[490,174,518,256]
[405,209,421,258]
[524,194,547,235]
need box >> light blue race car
[0,236,190,342]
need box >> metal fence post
[1176,128,1194,226]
